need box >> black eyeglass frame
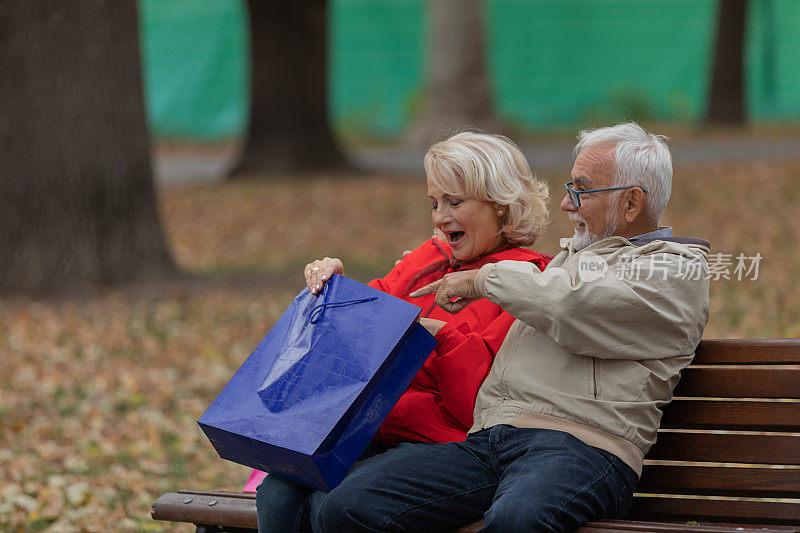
[564,182,649,208]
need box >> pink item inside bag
[244,469,267,493]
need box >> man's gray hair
[574,122,672,223]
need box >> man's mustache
[568,213,586,224]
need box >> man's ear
[623,188,647,223]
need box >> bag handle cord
[308,282,378,323]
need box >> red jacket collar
[432,238,549,271]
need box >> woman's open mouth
[447,231,465,245]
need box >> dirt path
[153,133,800,187]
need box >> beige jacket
[471,236,710,475]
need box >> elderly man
[314,123,710,532]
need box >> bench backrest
[630,339,800,525]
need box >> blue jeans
[315,425,639,532]
[255,441,395,533]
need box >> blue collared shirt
[628,226,673,243]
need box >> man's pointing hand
[410,270,481,313]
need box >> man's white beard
[569,208,619,251]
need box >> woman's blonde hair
[424,131,549,246]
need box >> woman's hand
[304,257,344,295]
[419,317,447,336]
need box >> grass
[2,157,799,530]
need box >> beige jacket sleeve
[474,251,709,360]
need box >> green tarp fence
[138,0,800,140]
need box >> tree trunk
[0,0,176,295]
[231,0,352,178]
[706,0,749,125]
[407,0,502,147]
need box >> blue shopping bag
[198,274,437,491]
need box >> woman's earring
[497,210,504,216]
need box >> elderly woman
[253,132,551,532]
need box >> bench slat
[628,495,800,525]
[638,465,800,497]
[648,432,800,465]
[661,400,800,431]
[151,491,257,529]
[577,519,800,532]
[674,367,800,398]
[695,340,800,365]
[465,519,800,532]
[152,491,800,532]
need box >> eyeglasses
[564,182,648,208]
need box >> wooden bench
[151,339,800,532]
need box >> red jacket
[368,238,551,445]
